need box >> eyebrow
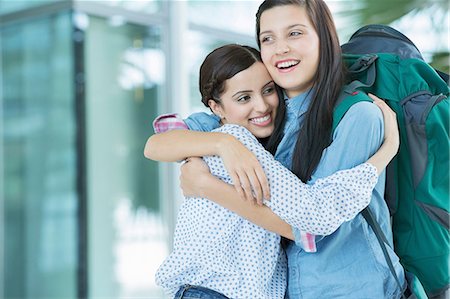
[232,89,252,98]
[259,24,308,37]
[262,80,275,88]
[232,80,274,98]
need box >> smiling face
[259,4,320,98]
[208,62,278,138]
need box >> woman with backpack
[178,0,406,298]
[146,42,401,298]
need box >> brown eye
[261,36,273,44]
[263,87,275,95]
[237,95,251,103]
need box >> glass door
[83,15,167,298]
[1,11,78,299]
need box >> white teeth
[277,60,299,69]
[250,114,270,124]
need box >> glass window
[188,1,260,36]
[186,31,257,112]
[1,11,78,299]
[0,0,56,15]
[186,31,233,111]
[83,15,167,298]
[97,0,163,15]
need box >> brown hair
[199,44,262,108]
[256,0,347,181]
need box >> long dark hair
[257,0,346,182]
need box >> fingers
[237,171,255,203]
[231,169,266,205]
[368,93,396,119]
[368,93,381,101]
[255,168,270,202]
[248,169,264,206]
[368,94,400,153]
[230,172,246,200]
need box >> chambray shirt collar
[284,88,314,118]
[275,89,314,170]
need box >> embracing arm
[183,125,378,237]
[144,129,231,162]
[144,112,270,202]
[179,157,291,240]
[366,94,399,172]
[144,112,223,162]
[180,98,399,238]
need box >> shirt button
[290,265,299,280]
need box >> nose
[254,95,269,113]
[275,39,290,55]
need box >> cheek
[225,106,248,124]
[261,48,272,67]
[304,39,320,62]
[269,95,279,108]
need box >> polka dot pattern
[156,124,378,299]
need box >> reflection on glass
[1,11,77,299]
[84,15,167,298]
[187,31,231,111]
[113,198,168,292]
[0,0,56,15]
[99,0,162,15]
[188,1,260,35]
[119,48,165,90]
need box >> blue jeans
[174,285,229,299]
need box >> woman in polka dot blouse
[144,44,399,299]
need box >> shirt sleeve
[291,100,385,244]
[152,112,220,133]
[152,113,188,133]
[184,112,221,132]
[211,124,379,238]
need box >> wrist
[382,137,399,157]
[197,172,216,198]
[216,133,236,156]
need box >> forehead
[223,62,271,92]
[260,5,311,31]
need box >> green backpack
[335,25,449,299]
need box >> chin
[252,128,274,139]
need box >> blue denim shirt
[280,91,405,299]
[184,112,220,132]
[183,92,405,298]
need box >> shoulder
[184,112,220,132]
[332,98,384,146]
[342,100,383,126]
[213,124,259,143]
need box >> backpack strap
[332,89,372,132]
[361,207,407,299]
[333,54,379,132]
[347,54,378,84]
[333,89,406,297]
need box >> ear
[208,99,224,119]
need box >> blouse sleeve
[152,112,221,133]
[152,113,188,133]
[290,101,385,242]
[211,124,378,236]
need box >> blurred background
[0,0,448,298]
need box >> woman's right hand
[369,93,400,156]
[179,157,212,198]
[218,134,270,205]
